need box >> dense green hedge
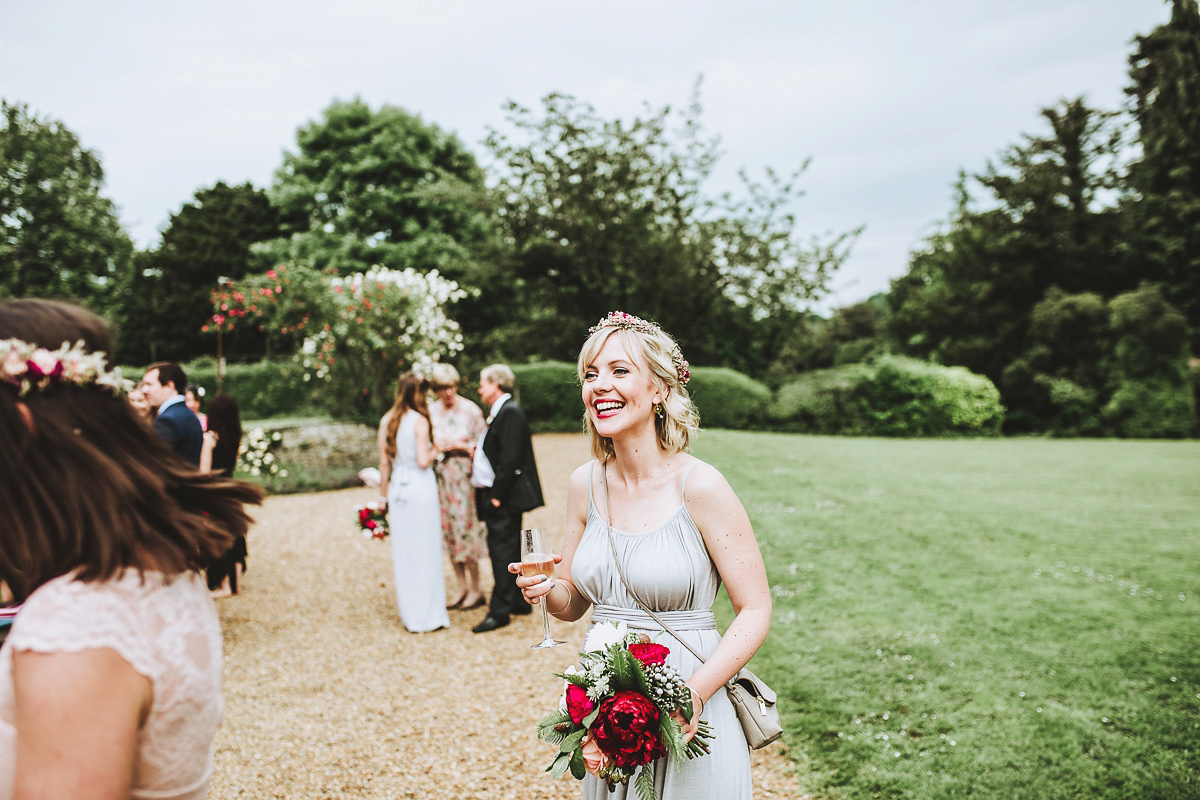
[154,356,1019,438]
[687,367,771,429]
[513,361,583,433]
[181,358,317,421]
[770,356,1005,436]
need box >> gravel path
[209,433,808,799]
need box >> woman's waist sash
[590,604,715,631]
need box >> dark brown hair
[384,372,432,461]
[206,394,243,474]
[0,299,263,602]
[145,361,187,394]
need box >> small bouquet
[354,501,389,539]
[537,621,713,798]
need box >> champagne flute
[521,528,565,649]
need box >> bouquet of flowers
[537,621,713,798]
[355,501,389,539]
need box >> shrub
[770,357,1004,437]
[687,367,771,429]
[1103,378,1198,438]
[182,357,317,421]
[768,363,873,434]
[514,361,583,433]
[866,356,1004,436]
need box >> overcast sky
[0,0,1171,311]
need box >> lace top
[0,570,223,800]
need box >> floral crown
[588,311,691,386]
[0,338,132,397]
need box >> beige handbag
[600,462,783,749]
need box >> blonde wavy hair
[577,323,700,461]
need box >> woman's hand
[668,686,703,742]
[508,554,563,606]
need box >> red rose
[566,683,595,725]
[590,690,665,768]
[628,642,669,667]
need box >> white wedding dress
[386,410,451,633]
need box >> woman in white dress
[0,298,262,800]
[515,311,772,799]
[377,372,450,633]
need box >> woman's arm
[681,462,772,708]
[13,648,151,800]
[514,461,593,622]
[376,413,392,504]
[414,415,435,470]
[199,430,218,474]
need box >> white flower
[583,620,629,653]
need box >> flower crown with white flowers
[0,338,132,397]
[588,311,691,386]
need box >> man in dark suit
[141,362,204,466]
[470,363,544,633]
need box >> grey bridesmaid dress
[571,461,753,799]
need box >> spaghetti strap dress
[386,410,450,633]
[570,460,752,799]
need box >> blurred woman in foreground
[0,298,262,799]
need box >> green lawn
[693,431,1200,800]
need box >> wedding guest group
[377,372,451,633]
[428,363,487,611]
[471,363,545,634]
[514,311,771,799]
[0,297,262,799]
[140,361,203,465]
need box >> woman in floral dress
[428,364,488,610]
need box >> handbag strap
[599,459,710,666]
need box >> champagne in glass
[521,528,565,649]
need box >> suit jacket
[481,399,544,513]
[153,399,204,466]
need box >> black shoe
[472,615,510,633]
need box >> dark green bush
[513,361,583,433]
[1103,378,1198,438]
[182,357,317,421]
[687,367,771,429]
[770,357,1004,436]
[768,363,873,434]
[866,356,1004,436]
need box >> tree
[0,101,132,310]
[887,98,1129,431]
[1126,0,1200,349]
[257,98,496,285]
[1102,283,1197,437]
[483,86,858,373]
[115,181,281,365]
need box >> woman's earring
[653,403,664,418]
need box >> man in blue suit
[141,362,203,466]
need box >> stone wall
[274,422,376,473]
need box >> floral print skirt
[435,455,487,564]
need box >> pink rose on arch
[565,683,595,725]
